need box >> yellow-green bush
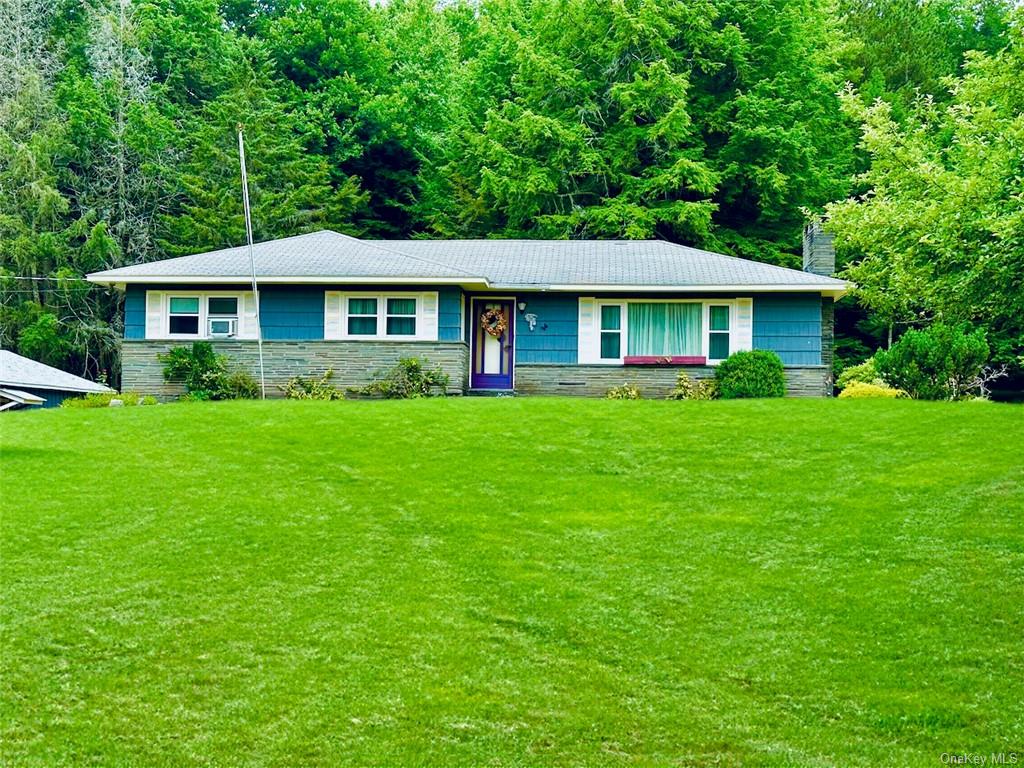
[667,372,718,400]
[836,357,880,390]
[61,392,157,408]
[606,382,641,400]
[837,382,907,399]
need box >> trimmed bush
[667,372,718,400]
[837,381,908,399]
[606,382,641,400]
[714,350,786,399]
[61,392,157,408]
[874,323,989,400]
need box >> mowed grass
[1,399,1022,767]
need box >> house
[0,350,114,409]
[85,227,847,398]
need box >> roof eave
[0,380,114,394]
[544,283,851,298]
[86,274,493,289]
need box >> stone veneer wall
[820,299,835,393]
[515,364,831,398]
[122,340,469,398]
[123,341,830,399]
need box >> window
[332,293,432,340]
[150,291,250,340]
[627,302,701,356]
[708,305,730,360]
[208,296,238,337]
[386,298,416,336]
[347,297,378,335]
[168,297,200,335]
[600,304,622,360]
[583,297,744,365]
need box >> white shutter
[420,292,439,340]
[145,291,163,339]
[734,297,753,352]
[577,297,599,364]
[324,291,342,340]
[239,292,259,339]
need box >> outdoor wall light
[517,301,528,312]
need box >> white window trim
[162,291,248,340]
[384,296,418,337]
[705,302,734,363]
[587,298,740,365]
[596,300,628,364]
[346,295,382,337]
[328,291,439,342]
[167,295,200,338]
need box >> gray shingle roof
[87,230,848,291]
[0,350,114,394]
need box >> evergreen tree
[160,40,365,254]
[422,0,723,242]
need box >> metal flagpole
[237,124,266,399]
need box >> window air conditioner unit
[209,317,238,337]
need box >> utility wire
[2,275,94,282]
[1,287,97,293]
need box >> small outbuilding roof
[0,388,46,407]
[86,231,849,295]
[0,350,113,394]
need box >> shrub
[61,392,157,408]
[281,369,344,400]
[158,342,260,400]
[159,342,225,392]
[837,381,908,399]
[836,357,881,390]
[832,336,873,381]
[222,370,261,400]
[362,357,449,399]
[606,382,641,400]
[715,350,786,399]
[667,372,718,400]
[874,323,989,400]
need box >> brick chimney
[803,221,835,276]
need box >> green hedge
[714,350,786,399]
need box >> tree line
[1,0,1020,384]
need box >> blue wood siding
[124,285,821,364]
[438,286,462,341]
[753,294,822,365]
[514,293,578,364]
[261,286,324,340]
[124,284,463,341]
[21,388,86,408]
[125,285,146,340]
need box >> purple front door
[470,298,515,390]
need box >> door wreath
[480,307,508,338]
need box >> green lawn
[1,399,1022,767]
